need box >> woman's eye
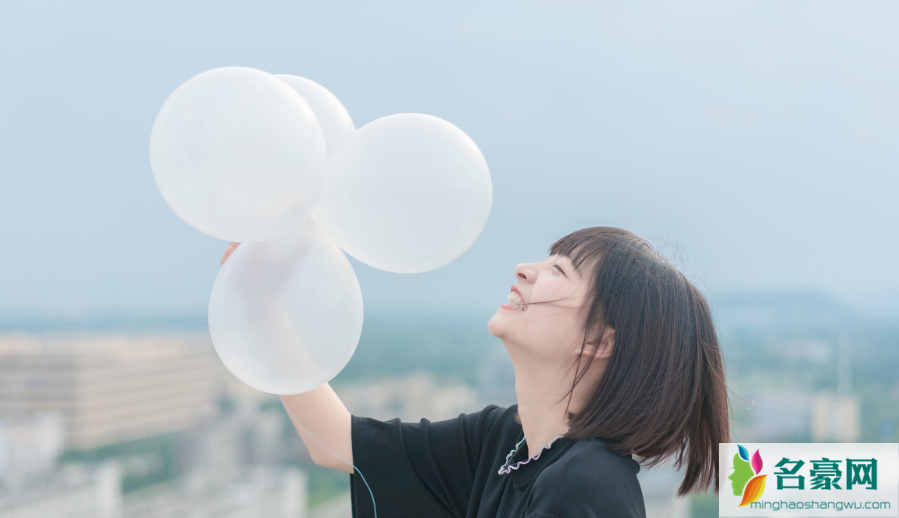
[553,265,563,273]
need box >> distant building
[0,331,336,518]
[0,461,308,518]
[183,405,289,490]
[336,371,480,422]
[747,392,814,441]
[0,411,65,481]
[0,461,122,518]
[0,333,221,451]
[745,390,860,443]
[124,467,307,518]
[811,394,860,442]
[635,463,692,518]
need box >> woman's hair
[539,227,731,497]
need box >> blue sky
[2,0,898,322]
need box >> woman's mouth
[502,291,527,311]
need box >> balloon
[276,74,355,155]
[208,218,363,395]
[150,66,328,243]
[311,113,492,273]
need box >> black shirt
[349,403,646,518]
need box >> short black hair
[545,226,732,496]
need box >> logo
[729,444,767,507]
[719,443,897,516]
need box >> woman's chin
[487,312,506,337]
[487,314,498,336]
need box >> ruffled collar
[497,427,571,476]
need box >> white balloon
[150,66,328,243]
[276,74,355,155]
[312,113,492,273]
[208,218,363,395]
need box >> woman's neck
[511,354,579,458]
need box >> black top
[349,403,646,518]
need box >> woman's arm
[280,384,354,474]
[220,242,353,474]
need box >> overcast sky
[2,0,898,323]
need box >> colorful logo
[729,444,767,507]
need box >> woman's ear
[575,326,615,359]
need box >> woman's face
[487,253,595,363]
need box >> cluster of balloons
[150,67,492,394]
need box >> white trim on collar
[497,428,570,476]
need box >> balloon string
[282,403,378,518]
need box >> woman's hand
[220,242,241,265]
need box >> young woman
[221,226,731,518]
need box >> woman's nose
[514,263,535,281]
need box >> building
[0,460,311,518]
[744,389,861,443]
[635,463,692,518]
[0,332,222,451]
[123,466,308,518]
[746,391,814,441]
[0,461,122,518]
[335,371,480,423]
[811,394,860,442]
[0,411,65,482]
[0,331,343,518]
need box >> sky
[2,0,898,323]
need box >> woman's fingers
[221,242,241,265]
[220,246,233,266]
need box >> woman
[220,226,731,518]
